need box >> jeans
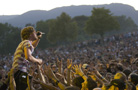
[14,70,28,90]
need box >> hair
[107,79,126,90]
[116,63,123,71]
[65,86,80,90]
[135,54,138,58]
[87,76,97,90]
[21,26,35,41]
[0,83,8,90]
[72,76,84,89]
[108,63,117,74]
[126,81,136,90]
[128,73,138,86]
[114,72,127,81]
[123,69,131,77]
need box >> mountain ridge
[0,3,138,27]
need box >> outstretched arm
[67,59,72,86]
[44,65,66,90]
[72,64,87,81]
[57,58,63,74]
[72,64,88,90]
[90,67,109,84]
[33,79,60,90]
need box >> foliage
[72,15,91,41]
[0,23,21,54]
[47,12,78,44]
[36,20,51,48]
[115,15,137,31]
[0,9,138,55]
[85,7,120,37]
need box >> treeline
[0,7,137,54]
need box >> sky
[0,0,138,15]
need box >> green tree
[0,23,21,54]
[72,15,90,41]
[47,12,78,44]
[85,7,120,38]
[3,28,20,54]
[117,16,137,30]
[0,23,9,53]
[36,20,51,48]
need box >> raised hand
[67,59,72,69]
[45,65,58,82]
[57,58,62,67]
[36,31,43,39]
[57,58,63,74]
[37,64,46,83]
[72,64,84,76]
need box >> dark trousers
[14,70,28,90]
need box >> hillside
[0,3,138,27]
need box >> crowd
[0,30,138,90]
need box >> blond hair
[21,26,35,41]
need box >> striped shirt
[12,40,34,72]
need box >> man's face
[30,31,38,40]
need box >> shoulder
[22,40,32,48]
[22,40,31,45]
[22,40,30,44]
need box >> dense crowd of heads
[0,31,138,90]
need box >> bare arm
[37,65,46,83]
[72,64,88,89]
[57,58,63,74]
[24,47,42,65]
[72,64,87,81]
[32,31,43,48]
[67,59,72,86]
[45,66,66,90]
[40,82,60,90]
[91,68,109,84]
[32,39,40,48]
[34,79,60,90]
